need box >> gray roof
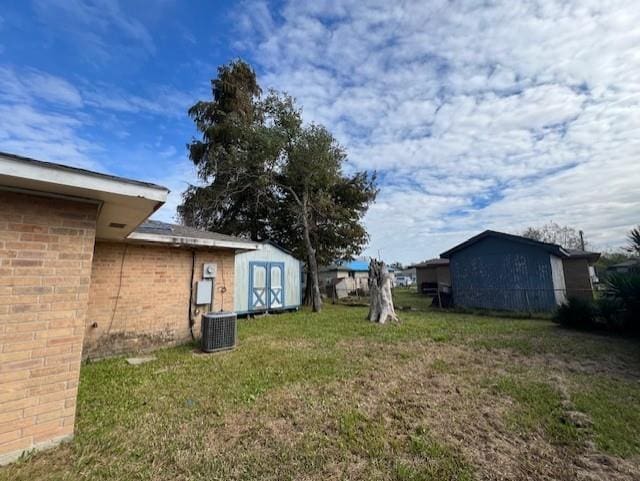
[411,258,450,268]
[608,259,640,269]
[134,220,256,246]
[440,229,600,260]
[564,248,601,262]
[0,151,169,192]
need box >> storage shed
[412,258,451,292]
[234,241,302,315]
[441,230,599,312]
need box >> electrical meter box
[203,263,217,279]
[196,279,213,305]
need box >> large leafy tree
[179,60,377,312]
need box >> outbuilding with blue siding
[234,241,302,315]
[440,230,574,312]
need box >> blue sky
[1,1,639,263]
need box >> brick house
[0,152,258,464]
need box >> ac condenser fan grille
[201,311,237,353]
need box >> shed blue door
[249,262,268,310]
[249,262,285,311]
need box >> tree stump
[367,259,399,324]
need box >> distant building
[395,267,417,287]
[606,259,640,275]
[319,260,370,293]
[411,259,450,293]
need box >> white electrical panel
[196,279,213,305]
[203,263,217,279]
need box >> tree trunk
[301,194,322,312]
[303,270,313,306]
[368,259,399,324]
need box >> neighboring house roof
[607,259,640,270]
[340,260,370,272]
[410,258,450,269]
[127,220,260,250]
[0,151,168,240]
[441,230,581,259]
[321,260,370,272]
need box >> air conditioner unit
[201,311,237,353]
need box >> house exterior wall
[319,270,347,286]
[563,258,594,300]
[353,271,369,291]
[449,236,559,312]
[0,191,97,465]
[85,242,235,358]
[234,243,301,314]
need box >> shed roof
[127,220,260,250]
[260,239,299,259]
[564,248,601,262]
[440,230,601,262]
[410,258,450,269]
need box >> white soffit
[0,152,169,240]
[126,231,261,250]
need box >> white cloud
[0,103,101,169]
[0,67,83,108]
[0,67,98,168]
[82,83,197,118]
[0,64,198,196]
[237,0,640,263]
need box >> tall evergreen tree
[179,60,377,312]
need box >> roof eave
[125,231,260,250]
[0,152,169,240]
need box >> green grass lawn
[2,305,639,480]
[392,286,435,311]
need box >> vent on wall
[109,222,127,229]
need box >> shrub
[553,297,596,329]
[606,273,640,333]
[596,296,624,330]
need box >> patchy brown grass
[2,305,639,480]
[202,338,639,480]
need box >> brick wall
[0,191,97,465]
[85,242,235,358]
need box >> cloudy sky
[1,1,638,263]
